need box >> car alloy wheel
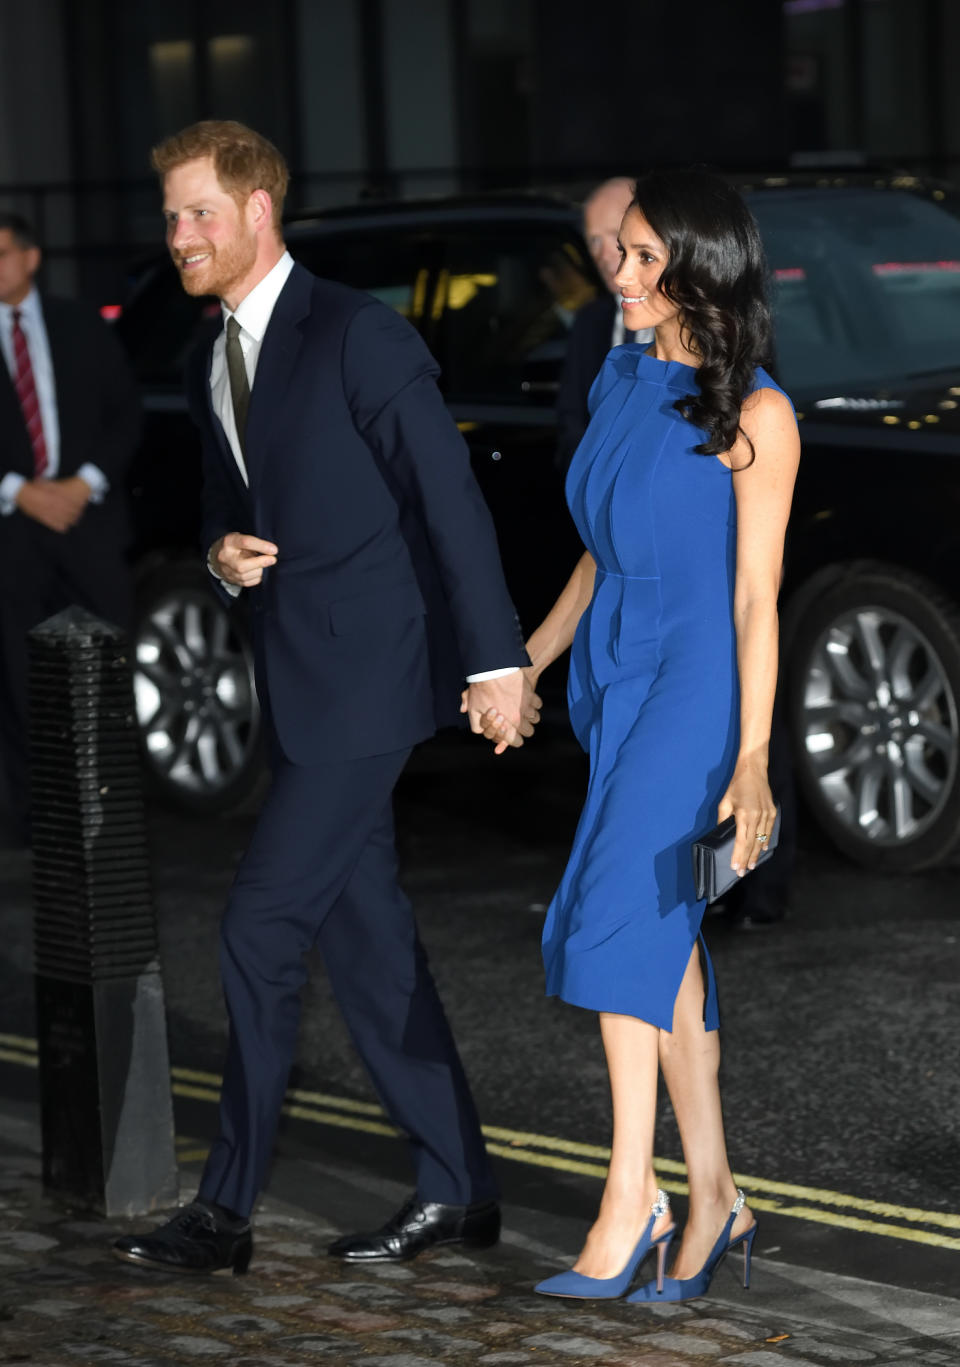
[802,607,957,841]
[787,563,960,870]
[132,565,260,812]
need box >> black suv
[116,176,960,873]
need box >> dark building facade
[0,0,956,299]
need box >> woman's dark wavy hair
[629,168,773,462]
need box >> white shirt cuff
[0,472,26,516]
[465,666,521,682]
[77,462,109,503]
[207,551,242,598]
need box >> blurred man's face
[0,229,40,307]
[162,156,258,303]
[583,180,635,294]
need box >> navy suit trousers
[198,744,497,1218]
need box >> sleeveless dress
[542,346,790,1031]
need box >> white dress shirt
[207,253,516,683]
[0,287,109,515]
[206,252,294,599]
[211,251,295,487]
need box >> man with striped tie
[0,214,141,846]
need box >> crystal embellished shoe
[627,1188,756,1304]
[534,1188,676,1299]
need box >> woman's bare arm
[472,551,596,749]
[525,551,597,683]
[718,386,801,875]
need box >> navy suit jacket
[186,263,528,766]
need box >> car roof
[285,190,582,236]
[284,170,955,236]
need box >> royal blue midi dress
[542,346,789,1031]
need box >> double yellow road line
[3,1031,958,1253]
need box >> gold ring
[756,833,768,842]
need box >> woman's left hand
[716,757,778,877]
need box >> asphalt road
[2,725,959,1300]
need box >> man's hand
[210,532,278,587]
[460,669,542,756]
[55,474,93,513]
[15,478,87,533]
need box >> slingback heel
[534,1188,675,1299]
[627,1188,757,1304]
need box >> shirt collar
[0,285,41,326]
[221,251,294,342]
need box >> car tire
[784,561,960,871]
[131,559,264,815]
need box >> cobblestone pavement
[2,1132,958,1367]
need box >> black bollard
[27,607,178,1217]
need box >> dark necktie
[225,316,250,452]
[11,309,49,477]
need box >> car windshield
[748,188,960,396]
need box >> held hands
[15,475,91,533]
[210,532,278,587]
[460,667,542,755]
[717,752,778,878]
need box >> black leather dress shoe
[328,1194,500,1262]
[112,1200,252,1275]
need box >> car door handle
[520,380,559,394]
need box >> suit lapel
[242,264,312,480]
[192,322,249,502]
[203,327,234,466]
[0,354,32,475]
[41,299,76,470]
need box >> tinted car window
[118,230,435,385]
[870,252,960,352]
[115,262,219,386]
[433,230,598,400]
[285,228,436,322]
[750,189,960,393]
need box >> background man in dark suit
[0,214,141,845]
[114,121,538,1276]
[556,177,652,472]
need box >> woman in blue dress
[481,170,800,1303]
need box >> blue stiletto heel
[627,1188,757,1304]
[534,1189,675,1299]
[739,1220,757,1289]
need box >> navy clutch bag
[692,807,781,903]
